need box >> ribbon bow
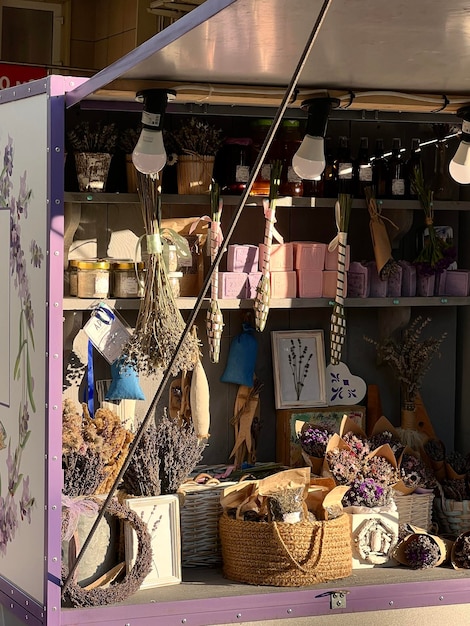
[62,495,100,542]
[328,200,346,253]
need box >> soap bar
[347,262,369,298]
[387,264,403,298]
[297,269,323,298]
[324,244,351,271]
[270,271,297,298]
[259,243,294,271]
[366,261,387,297]
[445,270,470,296]
[246,272,262,298]
[218,272,248,298]
[293,242,327,270]
[322,270,348,298]
[227,244,259,273]
[398,261,416,297]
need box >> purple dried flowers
[403,534,441,569]
[369,431,404,457]
[424,438,445,462]
[342,432,370,459]
[342,477,393,508]
[400,453,437,489]
[453,534,470,569]
[446,450,467,475]
[299,425,332,458]
[364,455,399,485]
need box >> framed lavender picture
[271,330,327,409]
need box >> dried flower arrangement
[411,163,457,275]
[67,121,119,153]
[326,447,363,485]
[369,430,405,457]
[399,453,436,490]
[342,432,370,459]
[424,438,446,463]
[342,477,393,508]
[446,450,468,475]
[118,126,141,154]
[364,316,447,411]
[123,173,200,377]
[402,533,441,569]
[452,532,470,568]
[167,116,224,157]
[298,426,332,458]
[121,422,161,497]
[62,399,133,496]
[268,487,304,522]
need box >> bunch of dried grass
[123,173,200,376]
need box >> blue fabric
[87,340,94,416]
[220,323,258,387]
[105,357,145,401]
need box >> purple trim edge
[0,578,44,624]
[60,576,470,625]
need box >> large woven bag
[219,513,352,587]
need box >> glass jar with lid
[76,260,111,298]
[67,259,80,297]
[112,261,145,298]
[250,118,282,196]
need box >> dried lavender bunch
[342,477,393,508]
[342,432,370,459]
[67,121,118,153]
[403,534,441,569]
[62,449,106,497]
[122,423,161,497]
[453,534,470,568]
[168,117,224,156]
[368,431,404,457]
[119,126,141,154]
[399,453,437,489]
[364,316,446,407]
[155,411,204,494]
[268,487,304,521]
[447,450,467,475]
[298,426,332,458]
[424,438,446,462]
[441,478,469,500]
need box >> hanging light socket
[449,105,470,184]
[132,88,176,175]
[292,97,340,180]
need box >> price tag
[83,303,132,364]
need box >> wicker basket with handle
[219,512,352,586]
[393,491,435,531]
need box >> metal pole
[62,0,334,594]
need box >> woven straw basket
[219,513,352,586]
[179,478,236,567]
[393,492,435,531]
[433,496,470,538]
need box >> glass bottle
[216,137,253,195]
[372,138,389,199]
[432,138,455,201]
[405,138,422,199]
[279,120,303,197]
[336,135,353,194]
[388,137,406,198]
[354,136,372,197]
[250,118,281,196]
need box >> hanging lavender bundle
[123,172,200,376]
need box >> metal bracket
[330,591,348,610]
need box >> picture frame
[124,494,181,589]
[271,330,327,410]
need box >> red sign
[0,63,47,89]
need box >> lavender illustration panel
[271,330,327,409]
[0,92,48,604]
[0,207,10,407]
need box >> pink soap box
[218,272,247,298]
[259,243,294,271]
[322,270,347,298]
[246,272,262,298]
[445,270,470,296]
[293,242,327,270]
[324,244,351,271]
[297,269,323,298]
[227,244,259,273]
[270,271,297,298]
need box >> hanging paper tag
[83,303,132,364]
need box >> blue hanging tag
[86,340,95,417]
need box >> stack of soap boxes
[218,242,350,298]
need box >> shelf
[62,296,470,311]
[63,192,470,211]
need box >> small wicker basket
[393,491,435,531]
[178,476,236,567]
[433,496,470,538]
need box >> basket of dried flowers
[451,530,470,569]
[178,474,237,567]
[218,469,352,586]
[166,117,224,194]
[393,525,452,569]
[393,449,437,531]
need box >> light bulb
[132,128,167,175]
[449,140,470,184]
[292,135,325,180]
